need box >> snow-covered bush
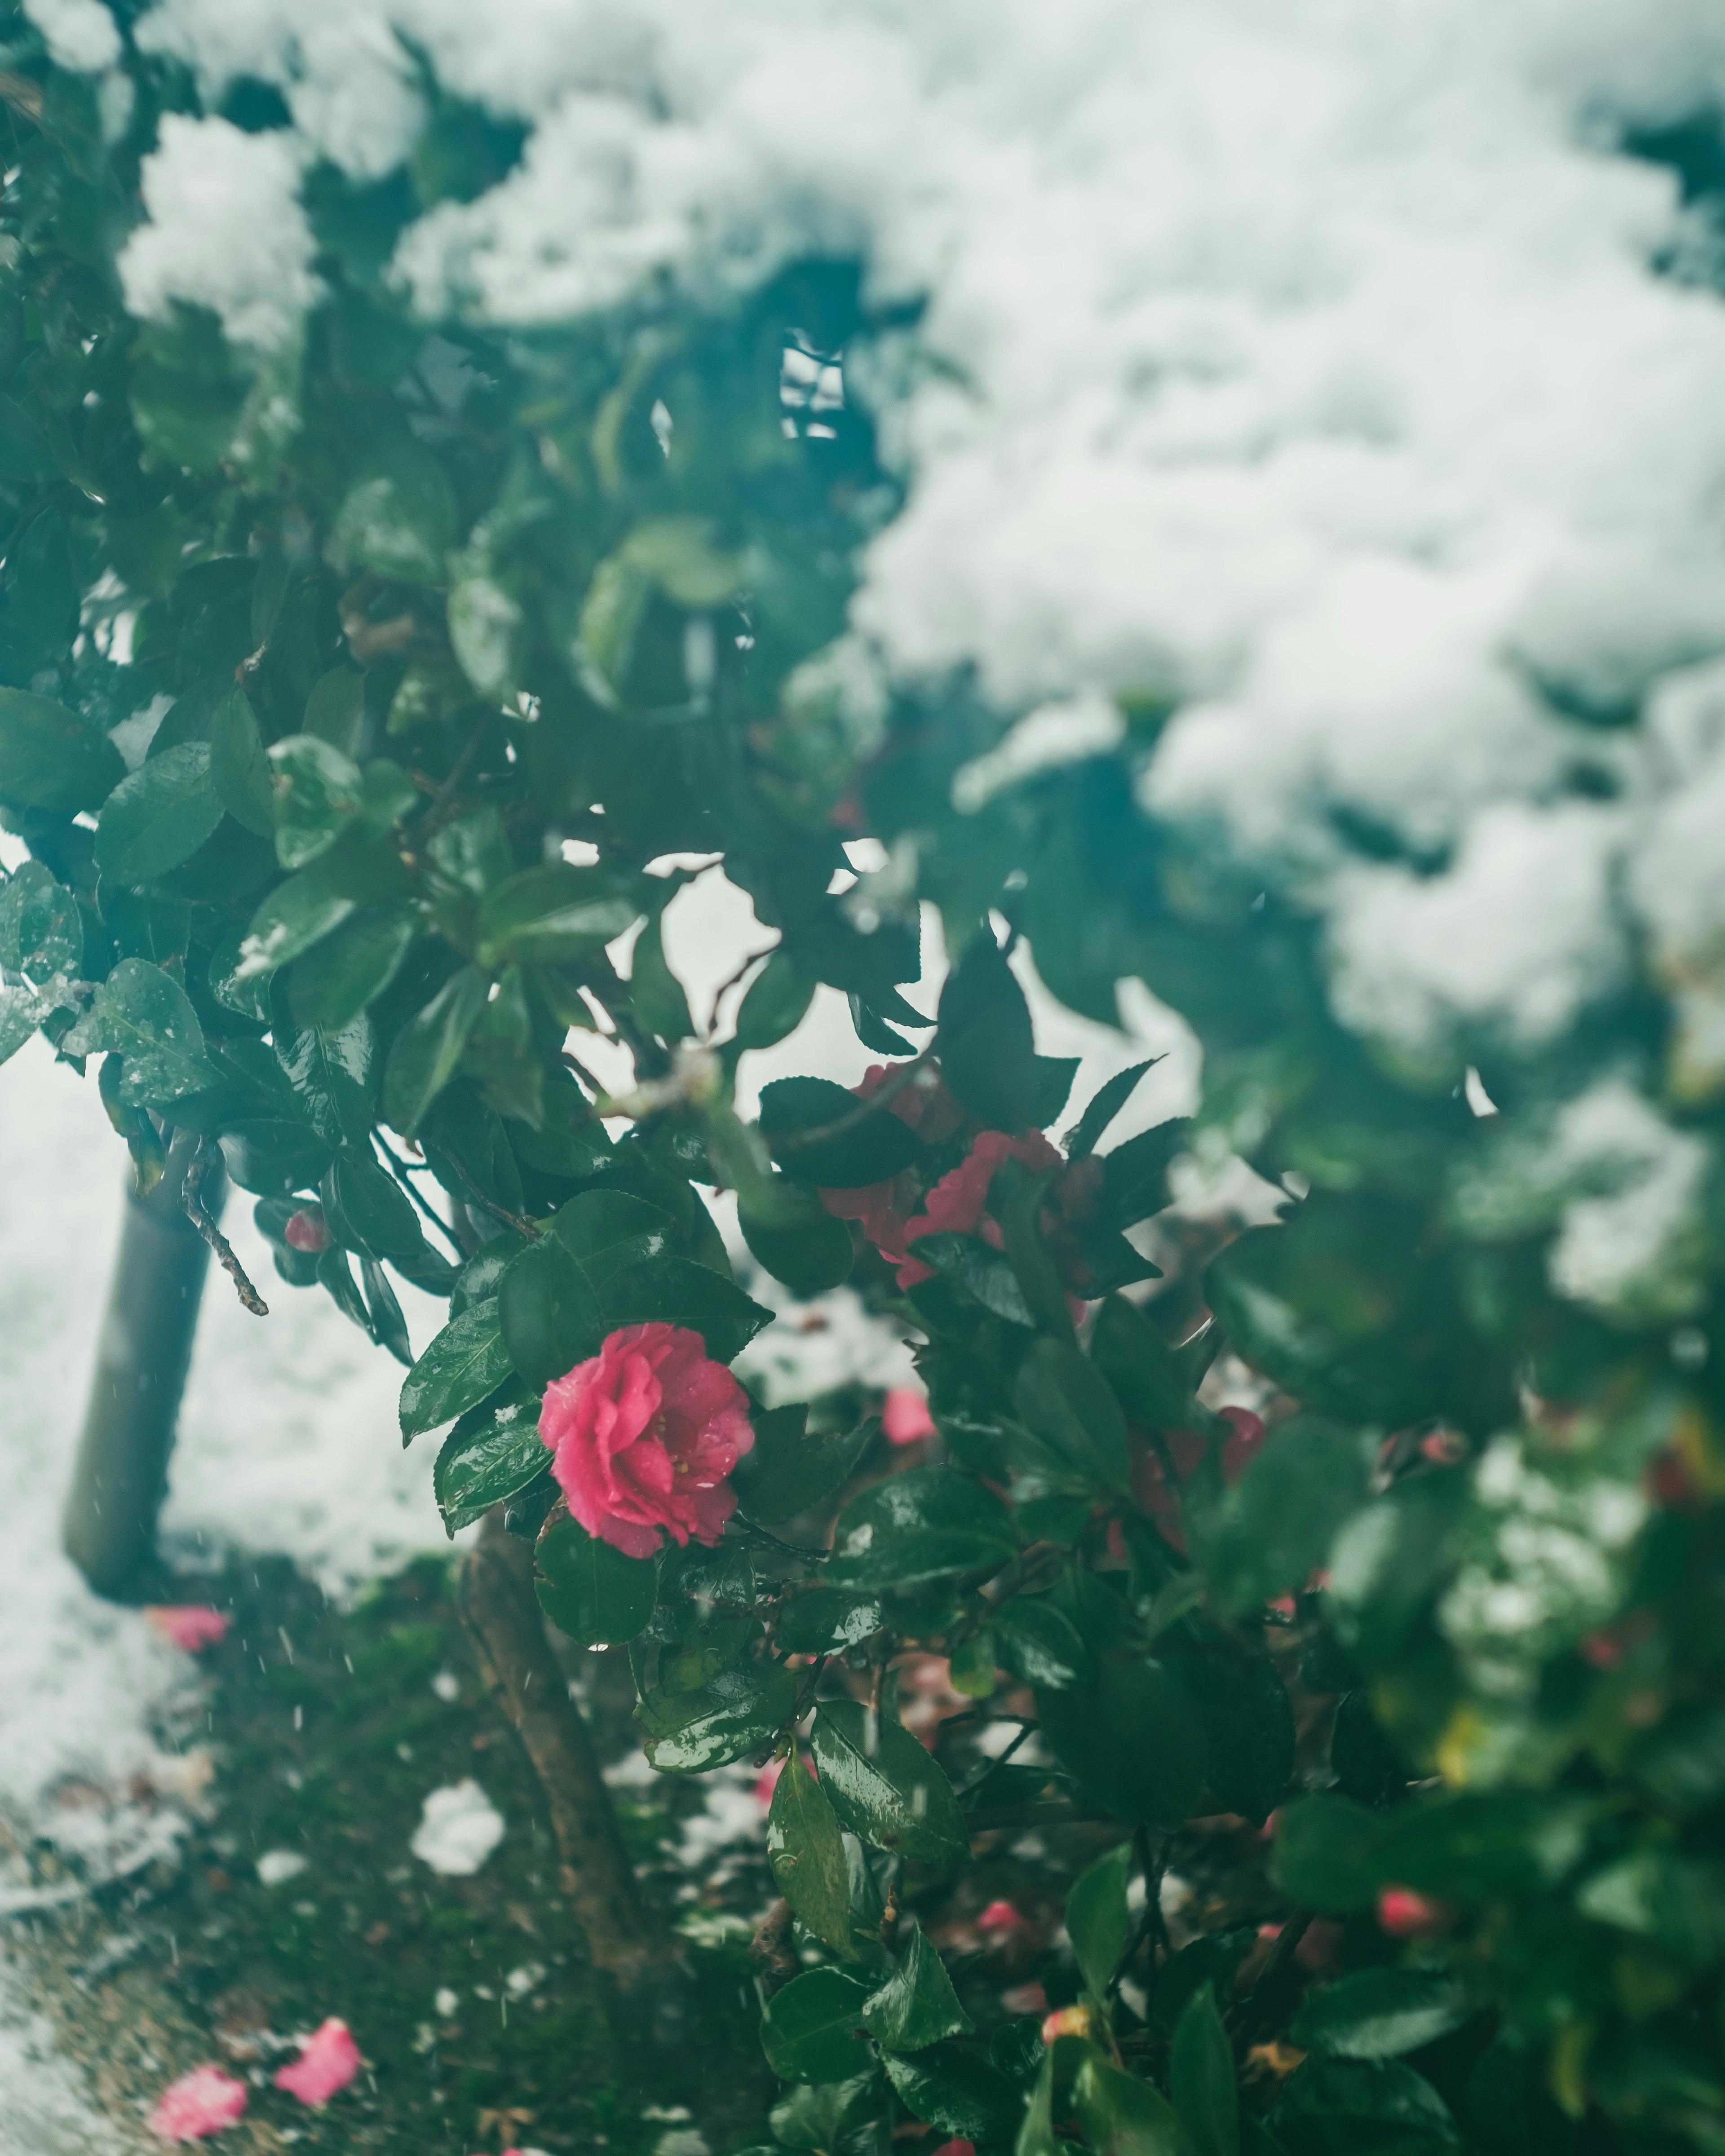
[4,3,1725,2149]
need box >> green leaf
[208,683,274,836]
[1171,1984,1238,2156]
[60,958,215,1105]
[768,1753,856,1958]
[1066,1060,1158,1161]
[810,1699,970,1864]
[862,1922,973,2050]
[474,864,639,970]
[399,1297,514,1440]
[769,2075,887,2153]
[640,1661,798,1772]
[0,688,123,813]
[937,931,1040,1133]
[1038,1654,1208,1828]
[268,733,364,872]
[1290,1970,1472,2061]
[287,902,420,1032]
[734,1408,877,1527]
[1270,1795,1390,1915]
[1066,1842,1133,2002]
[382,965,490,1135]
[361,1255,413,1366]
[827,1467,1016,1590]
[739,1178,856,1297]
[598,1255,772,1364]
[434,1382,548,1535]
[993,1598,1093,1691]
[302,667,365,754]
[448,574,524,697]
[216,1119,330,1197]
[1276,2058,1461,2153]
[1098,1120,1192,1228]
[759,1967,876,2085]
[240,873,357,978]
[911,1232,1036,1325]
[0,861,81,979]
[993,1157,1075,1339]
[500,1235,606,1390]
[629,909,694,1041]
[320,1151,425,1260]
[535,1510,658,1646]
[1073,2053,1194,2156]
[1091,1295,1207,1434]
[1203,1419,1377,1619]
[275,1016,377,1151]
[549,1188,676,1286]
[506,1077,614,1180]
[884,2045,1025,2143]
[1013,1339,1130,1488]
[333,434,458,584]
[734,950,815,1051]
[758,1075,924,1188]
[776,1589,885,1656]
[1151,1934,1258,2040]
[95,742,223,884]
[318,1244,373,1334]
[1184,1648,1295,1826]
[0,981,50,1066]
[423,1085,526,1215]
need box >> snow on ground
[0,1959,133,2156]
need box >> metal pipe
[62,1130,221,1599]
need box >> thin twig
[182,1145,269,1317]
[705,944,777,1039]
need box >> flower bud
[284,1206,331,1253]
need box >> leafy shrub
[2,14,1723,2155]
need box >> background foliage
[1,9,1724,2154]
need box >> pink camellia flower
[274,2018,361,2106]
[977,1899,1027,1937]
[284,1206,331,1252]
[147,2065,248,2142]
[539,1323,754,1560]
[143,1606,229,1653]
[933,2142,976,2156]
[898,1129,1063,1287]
[1377,1886,1448,1939]
[882,1386,937,1445]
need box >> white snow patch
[257,1848,307,1886]
[411,1778,504,1876]
[119,114,318,349]
[23,0,120,72]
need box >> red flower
[1376,1886,1448,1938]
[284,1206,331,1252]
[540,1323,754,1560]
[274,2018,360,2106]
[147,2065,248,2141]
[882,1386,937,1445]
[899,1128,1063,1286]
[143,1605,228,1653]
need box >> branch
[181,1144,268,1317]
[457,1511,676,1995]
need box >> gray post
[62,1130,222,1599]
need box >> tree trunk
[63,1131,218,1600]
[458,1509,677,1996]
